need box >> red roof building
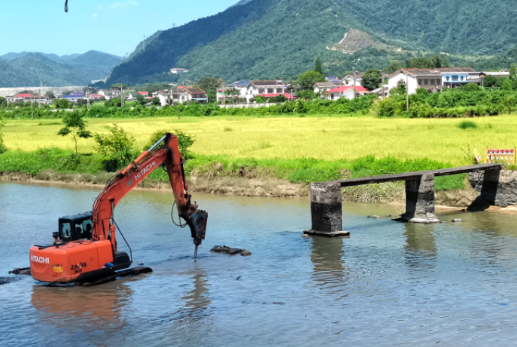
[259,93,297,100]
[326,85,368,100]
[15,94,35,98]
[327,86,368,93]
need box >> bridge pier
[401,173,440,223]
[305,183,350,237]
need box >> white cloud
[97,1,138,10]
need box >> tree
[384,61,403,74]
[431,55,442,68]
[94,124,135,171]
[45,91,55,99]
[441,55,451,68]
[0,96,7,108]
[510,64,516,80]
[198,76,221,92]
[105,98,122,108]
[406,57,433,69]
[111,83,129,89]
[53,99,73,109]
[315,57,323,75]
[57,111,92,155]
[136,93,148,105]
[361,69,382,91]
[390,80,407,96]
[297,70,325,90]
[198,76,221,103]
[502,78,513,91]
[152,97,161,105]
[296,90,318,100]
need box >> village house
[342,72,363,87]
[434,68,481,88]
[187,87,208,103]
[480,70,509,78]
[387,69,443,95]
[246,80,286,97]
[170,68,189,74]
[62,92,84,104]
[313,82,339,96]
[326,85,368,100]
[5,93,49,105]
[98,89,122,99]
[217,80,251,102]
[325,76,340,84]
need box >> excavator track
[9,266,153,286]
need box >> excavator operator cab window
[58,212,93,242]
[61,222,72,241]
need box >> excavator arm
[92,133,207,256]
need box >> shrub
[94,124,136,171]
[457,120,477,129]
[463,83,480,92]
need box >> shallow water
[2,182,517,346]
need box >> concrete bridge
[306,163,504,237]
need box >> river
[1,182,517,346]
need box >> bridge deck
[326,163,503,187]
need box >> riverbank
[0,168,484,210]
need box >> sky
[0,0,239,57]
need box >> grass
[3,115,517,166]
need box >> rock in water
[211,245,252,256]
[451,219,463,222]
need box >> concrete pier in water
[308,164,504,233]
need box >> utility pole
[220,78,225,107]
[381,70,384,99]
[406,72,409,112]
[353,68,357,100]
[120,85,124,108]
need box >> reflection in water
[181,268,211,310]
[170,267,211,322]
[310,236,346,292]
[31,282,132,333]
[404,223,437,268]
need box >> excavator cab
[56,212,93,242]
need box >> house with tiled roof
[187,87,208,103]
[388,69,443,95]
[313,82,339,95]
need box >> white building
[246,80,286,96]
[170,68,189,74]
[387,69,442,95]
[342,72,364,87]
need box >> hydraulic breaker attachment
[187,210,208,260]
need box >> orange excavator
[29,133,208,284]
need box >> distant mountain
[106,0,517,85]
[0,50,122,87]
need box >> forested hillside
[0,51,122,87]
[106,0,517,85]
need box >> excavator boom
[29,133,207,283]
